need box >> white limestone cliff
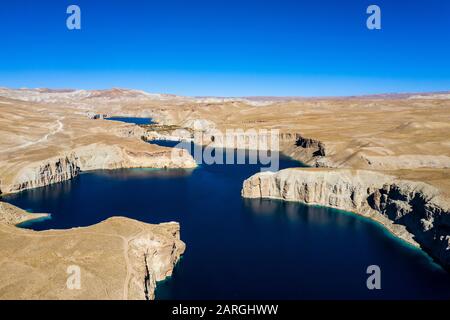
[242,168,450,271]
[1,143,196,194]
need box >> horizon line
[1,86,449,100]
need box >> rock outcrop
[1,143,196,194]
[7,154,81,193]
[0,202,185,300]
[86,112,108,120]
[242,168,450,271]
[0,201,49,225]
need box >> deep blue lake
[106,116,154,125]
[2,120,450,299]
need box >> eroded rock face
[2,144,196,194]
[0,96,197,195]
[242,168,450,271]
[10,154,81,193]
[0,203,185,300]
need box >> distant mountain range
[1,87,449,105]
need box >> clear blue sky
[0,0,449,96]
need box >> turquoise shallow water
[3,118,450,299]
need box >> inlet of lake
[3,117,450,299]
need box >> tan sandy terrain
[1,88,448,195]
[0,201,49,225]
[131,95,450,195]
[0,203,185,300]
[0,87,449,295]
[0,93,196,194]
[133,91,449,269]
[0,90,193,299]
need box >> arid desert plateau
[0,87,449,299]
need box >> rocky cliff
[1,143,196,194]
[0,97,198,195]
[0,202,185,300]
[242,168,450,271]
[7,153,81,193]
[280,133,450,171]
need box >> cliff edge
[0,201,185,300]
[242,168,450,271]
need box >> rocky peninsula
[0,89,193,299]
[0,200,185,300]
